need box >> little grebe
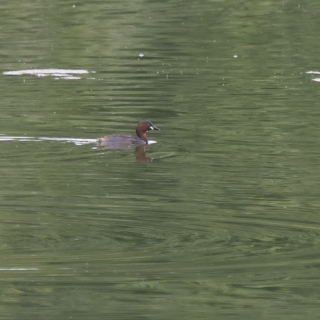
[97,120,160,148]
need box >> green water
[1,0,320,319]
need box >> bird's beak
[150,125,160,131]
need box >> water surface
[1,0,320,319]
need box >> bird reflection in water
[134,145,154,163]
[97,144,156,163]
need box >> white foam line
[38,137,97,145]
[3,68,90,76]
[0,268,38,271]
[38,137,95,141]
[0,136,97,145]
[306,71,320,74]
[0,136,37,141]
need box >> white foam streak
[0,267,38,271]
[306,71,320,74]
[3,68,94,80]
[0,135,97,145]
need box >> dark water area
[1,0,320,319]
